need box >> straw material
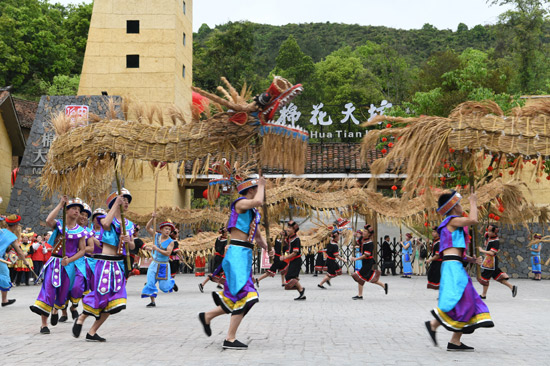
[125,207,229,228]
[41,76,309,199]
[361,100,550,195]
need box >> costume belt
[229,239,254,250]
[93,254,124,261]
[442,255,463,262]
[327,256,336,260]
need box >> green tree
[489,0,550,91]
[47,75,80,95]
[193,21,260,92]
[354,41,413,103]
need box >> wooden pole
[469,176,481,278]
[152,165,160,232]
[62,203,67,258]
[115,169,132,271]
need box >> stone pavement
[1,274,548,366]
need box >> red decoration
[547,175,550,180]
[494,215,500,221]
[424,222,429,227]
[228,112,249,125]
[388,142,394,148]
[487,166,494,172]
[391,185,397,191]
[192,91,210,114]
[489,213,495,219]
[449,167,455,172]
[386,123,392,129]
[150,161,167,169]
[498,206,504,213]
[381,148,387,154]
[509,170,514,175]
[202,189,209,199]
[443,163,449,169]
[499,172,503,177]
[382,137,387,142]
[532,160,537,165]
[449,148,455,153]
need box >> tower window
[126,55,140,68]
[183,32,186,46]
[182,64,186,78]
[183,1,186,14]
[127,20,140,34]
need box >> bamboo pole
[62,203,67,258]
[115,169,132,271]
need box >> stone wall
[498,223,549,279]
[7,96,120,234]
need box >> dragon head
[255,76,303,123]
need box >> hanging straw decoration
[40,75,309,200]
[361,100,550,196]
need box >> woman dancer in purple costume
[425,190,494,351]
[72,191,135,342]
[29,196,86,334]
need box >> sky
[55,0,513,32]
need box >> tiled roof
[13,98,38,129]
[184,143,383,175]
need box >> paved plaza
[1,274,548,366]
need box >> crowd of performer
[0,177,545,351]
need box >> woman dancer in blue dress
[425,190,494,351]
[198,177,268,350]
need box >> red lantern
[202,189,209,199]
[391,185,397,191]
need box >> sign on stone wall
[7,96,121,233]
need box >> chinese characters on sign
[65,105,89,124]
[31,131,56,175]
[274,101,393,139]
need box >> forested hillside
[3,0,550,132]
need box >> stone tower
[78,0,194,212]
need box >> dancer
[255,230,288,287]
[169,228,181,279]
[85,208,106,293]
[67,202,94,321]
[318,229,345,289]
[200,227,228,292]
[198,177,268,350]
[141,217,177,307]
[401,233,413,278]
[313,243,326,277]
[29,197,86,334]
[1,215,31,306]
[425,190,494,351]
[426,227,442,290]
[530,233,542,280]
[281,220,306,300]
[478,224,517,299]
[351,225,388,299]
[73,189,135,342]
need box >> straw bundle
[361,100,550,195]
[125,206,229,228]
[41,76,309,199]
